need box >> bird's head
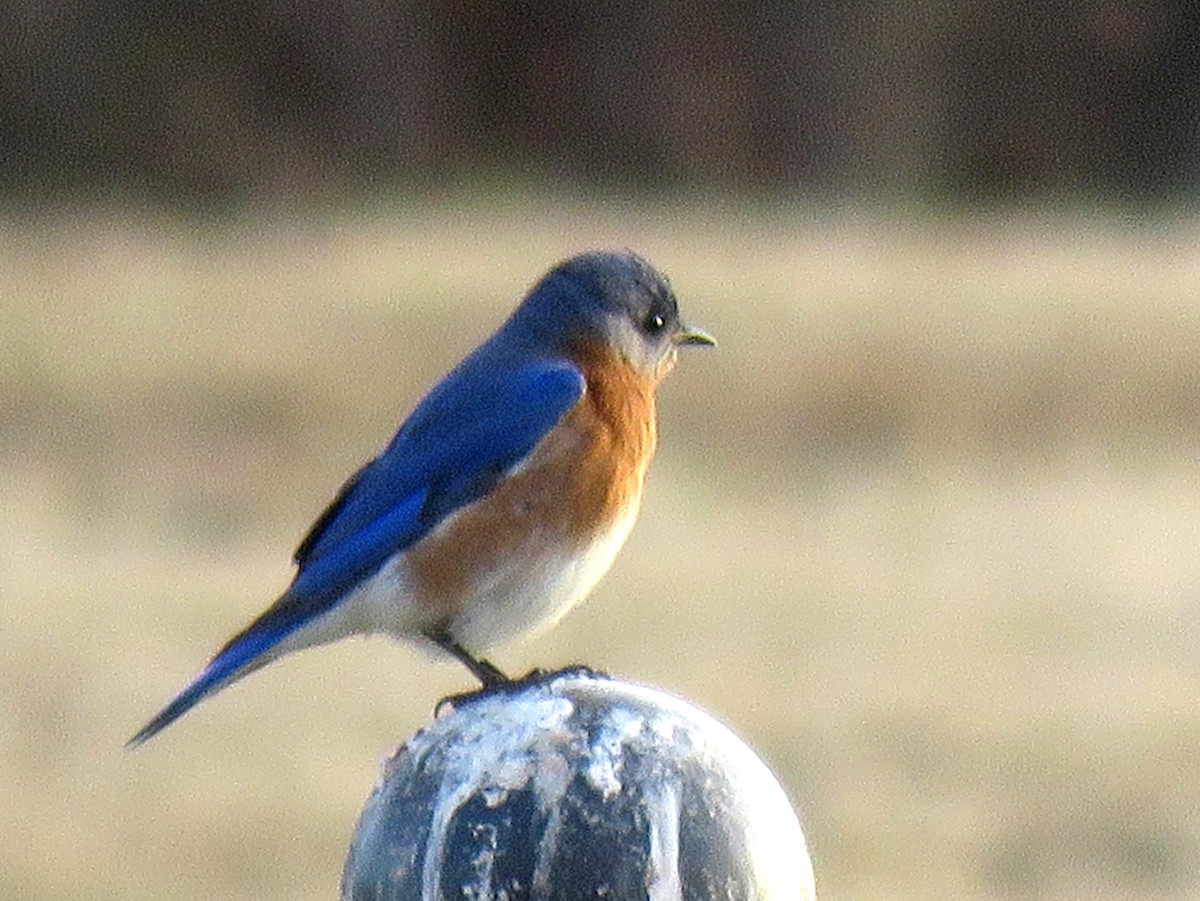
[518,250,714,380]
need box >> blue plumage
[128,250,712,747]
[128,363,583,746]
[295,360,585,573]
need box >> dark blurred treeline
[2,0,1196,208]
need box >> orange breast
[406,345,658,617]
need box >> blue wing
[128,358,585,745]
[290,357,585,599]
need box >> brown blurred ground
[3,196,1200,900]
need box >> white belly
[293,501,640,658]
[446,502,640,649]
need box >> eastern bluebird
[129,250,713,746]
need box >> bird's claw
[434,663,610,716]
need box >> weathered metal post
[342,670,816,900]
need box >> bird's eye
[643,313,666,333]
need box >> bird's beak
[672,324,716,348]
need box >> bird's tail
[126,619,290,748]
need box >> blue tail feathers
[127,619,296,747]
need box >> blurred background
[3,2,1200,900]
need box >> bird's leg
[429,631,511,687]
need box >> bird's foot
[512,663,609,686]
[435,663,609,716]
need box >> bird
[128,250,714,746]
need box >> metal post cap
[342,669,816,900]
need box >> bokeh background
[4,3,1200,900]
